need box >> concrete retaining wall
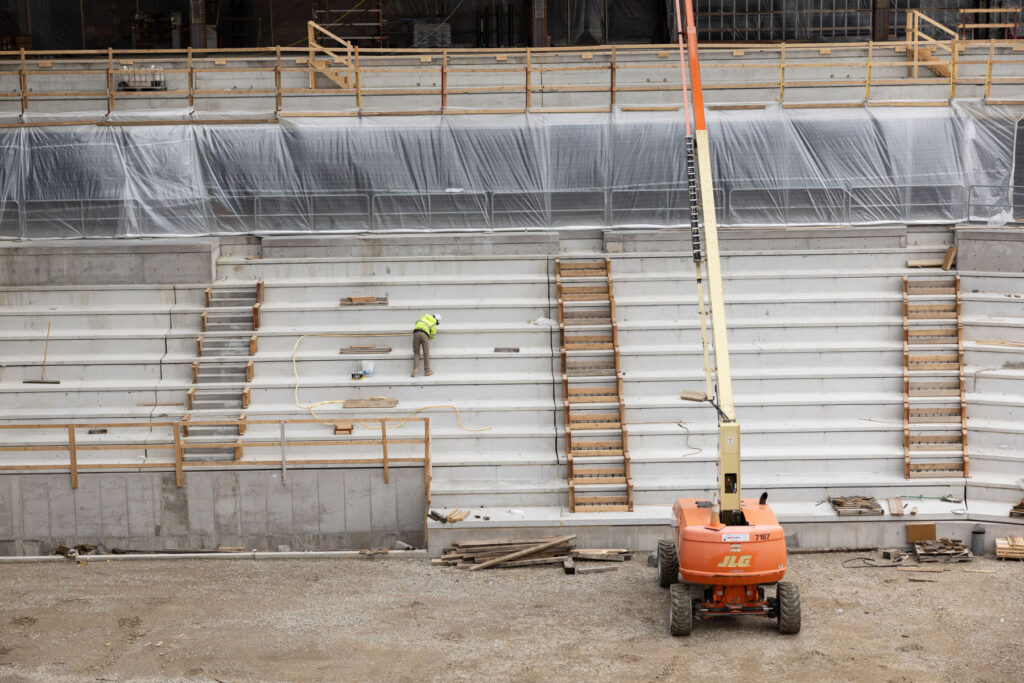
[0,239,219,287]
[0,466,425,556]
[957,228,1024,273]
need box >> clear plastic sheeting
[0,102,1021,239]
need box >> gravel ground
[0,552,1021,682]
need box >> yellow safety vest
[414,314,438,339]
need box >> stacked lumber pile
[913,538,973,563]
[830,496,884,516]
[995,536,1024,560]
[1010,497,1024,518]
[433,535,631,572]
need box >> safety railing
[0,417,431,493]
[966,184,1024,222]
[1,34,1023,122]
[958,8,1022,41]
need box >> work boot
[411,365,418,377]
[425,370,434,376]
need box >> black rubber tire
[657,540,679,588]
[776,582,801,634]
[669,583,693,637]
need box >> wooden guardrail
[0,416,431,494]
[1,36,1023,122]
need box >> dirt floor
[0,551,1021,682]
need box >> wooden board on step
[913,538,973,563]
[340,296,388,306]
[1010,497,1024,519]
[830,496,884,516]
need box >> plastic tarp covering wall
[0,101,1020,239]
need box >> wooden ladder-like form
[555,258,633,512]
[902,274,968,478]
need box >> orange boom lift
[654,0,801,636]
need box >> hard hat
[434,313,442,323]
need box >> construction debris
[435,535,631,571]
[340,296,388,306]
[444,509,471,523]
[1010,498,1024,518]
[913,538,973,563]
[995,536,1024,560]
[830,496,884,516]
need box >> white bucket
[361,360,374,376]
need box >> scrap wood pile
[830,496,884,516]
[913,538,973,563]
[1010,497,1024,518]
[433,534,631,573]
[995,536,1024,560]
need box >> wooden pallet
[1010,497,1024,518]
[830,496,885,515]
[913,538,974,563]
[995,536,1024,560]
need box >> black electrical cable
[841,557,905,569]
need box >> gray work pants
[412,330,431,373]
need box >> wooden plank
[343,397,398,408]
[941,246,957,270]
[575,565,618,575]
[467,535,576,571]
[888,497,904,516]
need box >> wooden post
[865,41,873,103]
[423,418,431,541]
[19,48,27,115]
[106,47,114,115]
[912,12,919,79]
[308,22,316,90]
[187,47,194,107]
[525,48,532,110]
[280,419,287,484]
[173,422,183,487]
[441,50,448,113]
[68,425,78,489]
[40,321,51,382]
[381,419,389,484]
[779,43,785,104]
[949,38,957,100]
[354,47,362,111]
[984,40,993,100]
[609,46,616,110]
[275,46,282,112]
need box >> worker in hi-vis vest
[411,313,441,377]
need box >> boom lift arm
[673,0,742,525]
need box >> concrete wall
[0,465,425,556]
[0,239,219,287]
[957,228,1024,273]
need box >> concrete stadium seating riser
[0,286,197,307]
[627,426,894,451]
[969,373,1024,394]
[218,256,550,280]
[615,298,900,320]
[263,280,551,303]
[257,328,553,353]
[252,378,553,404]
[0,362,176,383]
[962,295,1024,318]
[624,401,897,423]
[609,250,942,274]
[964,322,1024,343]
[966,346,1024,368]
[959,274,1024,294]
[0,337,169,360]
[622,348,902,372]
[0,388,180,410]
[0,311,174,333]
[622,374,903,396]
[617,321,898,345]
[285,354,554,377]
[614,273,903,297]
[262,302,550,327]
[968,399,1024,423]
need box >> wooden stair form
[902,274,968,479]
[556,257,633,513]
